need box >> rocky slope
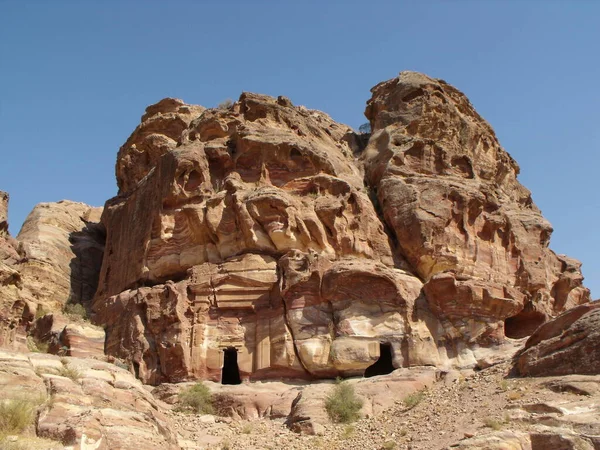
[167,360,600,450]
[0,349,177,449]
[2,348,598,450]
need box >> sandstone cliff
[0,197,105,351]
[362,71,590,354]
[91,72,590,385]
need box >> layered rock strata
[0,191,24,347]
[0,350,178,449]
[0,198,105,350]
[93,94,426,384]
[517,303,600,376]
[362,72,589,350]
[17,201,105,311]
[92,73,590,385]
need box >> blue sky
[1,1,598,298]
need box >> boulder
[517,303,600,376]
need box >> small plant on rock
[403,389,425,409]
[507,390,522,401]
[341,424,355,439]
[64,302,87,321]
[217,99,233,110]
[178,382,214,414]
[0,396,43,435]
[324,380,363,423]
[57,361,81,381]
[35,305,48,319]
[26,336,48,353]
[484,417,503,430]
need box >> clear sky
[1,1,598,298]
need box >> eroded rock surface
[92,73,591,384]
[362,71,589,351]
[0,198,105,351]
[94,93,434,384]
[517,303,600,376]
[0,349,178,449]
[116,98,206,195]
[17,201,105,310]
[0,191,8,235]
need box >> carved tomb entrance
[364,343,395,378]
[221,347,242,385]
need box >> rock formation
[0,198,105,351]
[0,191,8,235]
[93,93,418,384]
[363,72,589,353]
[0,71,596,450]
[517,303,600,376]
[91,72,590,385]
[17,201,105,312]
[0,191,24,348]
[0,350,178,449]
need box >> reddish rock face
[0,350,179,449]
[0,191,25,349]
[517,303,600,376]
[92,73,590,384]
[0,191,19,264]
[116,98,206,195]
[93,94,426,384]
[363,71,589,349]
[17,201,105,311]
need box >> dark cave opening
[364,343,395,378]
[221,347,241,385]
[504,310,547,339]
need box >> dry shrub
[57,361,81,381]
[64,303,87,320]
[324,381,363,423]
[26,336,48,353]
[0,396,42,434]
[178,382,214,414]
[403,390,425,409]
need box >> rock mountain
[0,71,597,449]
